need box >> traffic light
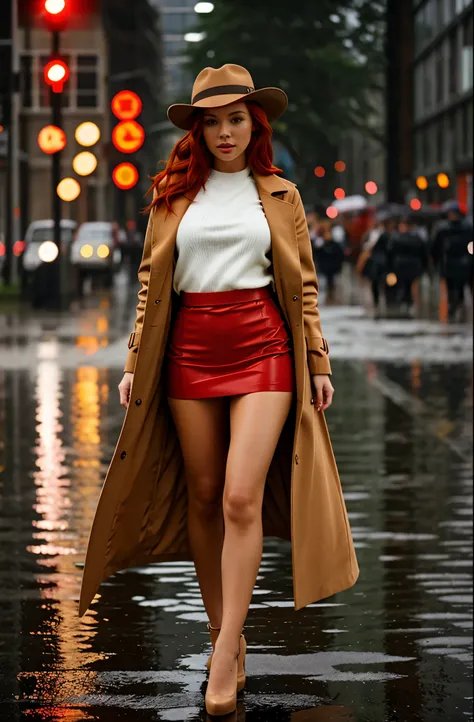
[44,57,70,93]
[43,0,69,31]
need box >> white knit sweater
[173,167,274,293]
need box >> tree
[186,0,386,198]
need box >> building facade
[18,3,110,224]
[387,0,473,210]
[412,0,473,211]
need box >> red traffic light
[44,0,69,30]
[44,58,70,93]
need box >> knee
[187,478,222,519]
[223,488,259,528]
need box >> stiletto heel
[205,650,240,717]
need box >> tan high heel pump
[205,648,241,717]
[206,624,246,691]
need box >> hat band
[192,84,255,105]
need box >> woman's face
[202,101,254,171]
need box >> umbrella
[332,195,368,213]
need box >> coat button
[135,398,142,406]
[120,451,127,460]
[292,295,299,301]
[310,398,314,404]
[295,454,299,464]
[154,299,161,304]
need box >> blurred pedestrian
[431,202,473,321]
[79,64,358,718]
[357,216,395,314]
[387,218,430,315]
[311,221,345,301]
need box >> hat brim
[167,87,288,130]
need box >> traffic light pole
[51,29,61,307]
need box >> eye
[232,117,244,123]
[204,119,217,126]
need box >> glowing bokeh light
[437,173,450,188]
[326,206,339,219]
[314,166,325,178]
[410,198,422,211]
[334,188,346,200]
[365,181,378,195]
[386,273,398,286]
[335,161,346,172]
[38,241,59,263]
[75,122,101,147]
[416,176,428,190]
[97,245,110,259]
[57,177,81,202]
[73,151,98,177]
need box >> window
[414,62,425,120]
[20,55,32,108]
[436,50,445,103]
[164,11,195,34]
[19,52,100,111]
[449,32,458,95]
[424,55,435,113]
[461,16,473,92]
[77,55,98,108]
[164,38,186,57]
[443,0,453,25]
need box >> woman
[79,64,359,717]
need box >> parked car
[22,219,77,282]
[70,222,122,288]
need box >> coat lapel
[252,172,302,324]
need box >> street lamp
[194,2,214,12]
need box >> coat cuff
[305,336,332,376]
[123,330,141,374]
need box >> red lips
[217,144,235,149]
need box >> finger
[119,386,129,409]
[315,384,324,411]
[322,385,334,411]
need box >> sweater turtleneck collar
[209,167,251,182]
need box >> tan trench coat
[78,172,359,618]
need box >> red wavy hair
[145,102,282,214]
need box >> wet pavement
[0,270,472,722]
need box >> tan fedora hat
[167,63,288,130]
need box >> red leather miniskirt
[165,285,295,399]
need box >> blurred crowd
[306,202,473,322]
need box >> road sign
[112,120,145,154]
[38,125,66,154]
[112,162,139,190]
[111,90,143,121]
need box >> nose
[219,121,232,139]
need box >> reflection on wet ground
[0,286,472,721]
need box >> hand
[312,374,334,412]
[118,372,134,409]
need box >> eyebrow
[203,110,247,118]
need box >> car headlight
[97,244,110,258]
[80,244,94,258]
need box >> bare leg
[167,396,230,628]
[206,390,293,697]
